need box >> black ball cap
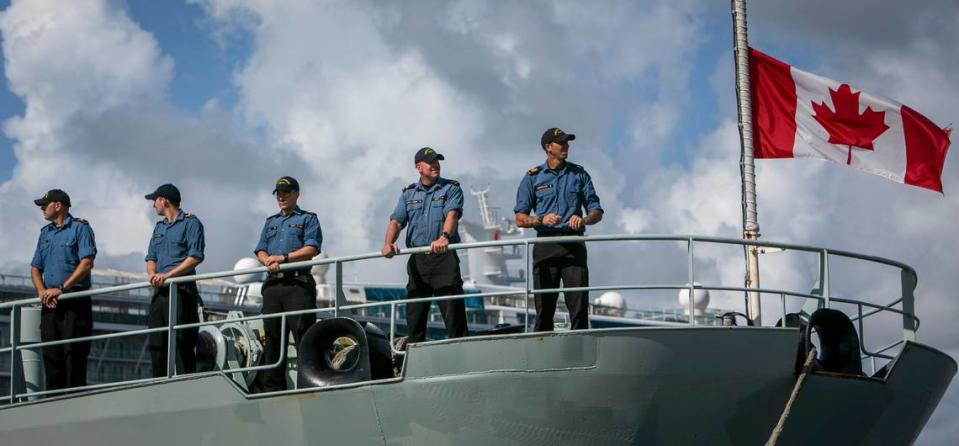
[414,147,445,164]
[145,184,181,203]
[541,127,576,147]
[273,176,300,194]
[34,189,71,207]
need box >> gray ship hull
[0,327,953,445]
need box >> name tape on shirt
[534,184,554,191]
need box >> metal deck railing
[0,234,920,404]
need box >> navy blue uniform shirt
[145,210,205,274]
[31,215,97,289]
[390,177,464,248]
[513,162,603,235]
[254,207,322,256]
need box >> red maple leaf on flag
[811,84,890,165]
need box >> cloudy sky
[1,0,957,441]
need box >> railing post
[9,304,20,403]
[524,240,531,333]
[166,283,178,378]
[821,250,830,309]
[334,260,346,318]
[900,269,917,342]
[687,238,695,325]
[780,293,786,324]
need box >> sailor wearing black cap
[143,183,205,377]
[252,176,322,392]
[381,147,468,342]
[30,189,97,390]
[514,128,603,331]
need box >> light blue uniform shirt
[514,162,603,235]
[145,210,205,274]
[31,215,97,289]
[254,207,322,256]
[390,177,464,248]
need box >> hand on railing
[261,255,285,273]
[149,273,169,288]
[381,243,400,258]
[430,237,449,254]
[40,288,61,309]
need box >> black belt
[268,269,311,279]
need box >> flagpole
[732,0,762,326]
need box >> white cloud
[0,0,282,272]
[191,0,703,261]
[0,0,175,262]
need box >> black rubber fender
[297,317,373,388]
[806,308,863,375]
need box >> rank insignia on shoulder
[447,179,460,187]
[74,218,88,224]
[184,213,194,219]
[402,183,416,192]
[527,166,541,175]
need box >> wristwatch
[440,231,452,240]
[534,216,543,226]
[283,253,290,263]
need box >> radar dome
[596,292,627,311]
[677,283,710,316]
[233,257,263,284]
[311,252,330,277]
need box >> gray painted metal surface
[0,326,953,445]
[0,327,798,445]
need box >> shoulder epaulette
[402,183,416,192]
[74,218,88,224]
[527,166,541,176]
[184,213,195,219]
[446,179,460,187]
[302,210,317,216]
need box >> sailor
[30,189,97,390]
[514,128,603,331]
[381,147,468,342]
[144,183,205,377]
[253,176,322,392]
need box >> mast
[732,0,762,325]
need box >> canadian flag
[749,48,951,192]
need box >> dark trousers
[406,252,468,343]
[148,282,201,377]
[533,240,590,332]
[40,294,92,390]
[257,275,317,392]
